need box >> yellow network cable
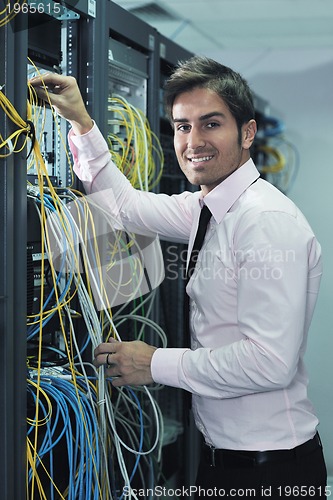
[257,144,286,174]
[27,435,66,500]
[108,95,164,191]
[26,378,53,427]
[0,0,27,28]
[0,86,58,499]
[27,71,76,187]
[0,90,32,156]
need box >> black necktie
[184,204,212,347]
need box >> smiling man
[30,56,327,498]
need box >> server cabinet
[1,0,196,495]
[0,2,96,497]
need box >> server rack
[0,2,95,497]
[1,0,195,495]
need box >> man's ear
[242,119,257,149]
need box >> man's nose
[187,128,206,150]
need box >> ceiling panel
[111,0,333,53]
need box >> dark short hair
[164,55,255,134]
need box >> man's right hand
[29,73,93,136]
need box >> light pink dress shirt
[70,124,322,451]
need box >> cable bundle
[2,65,168,499]
[25,185,165,498]
[0,89,34,157]
[256,137,300,193]
[255,116,300,193]
[27,372,103,500]
[107,95,164,191]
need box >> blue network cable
[27,374,103,500]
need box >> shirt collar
[201,159,260,224]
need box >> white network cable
[31,189,165,495]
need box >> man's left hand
[93,337,157,387]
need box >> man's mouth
[189,155,214,163]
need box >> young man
[30,56,327,498]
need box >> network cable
[25,71,165,497]
[1,64,168,498]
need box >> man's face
[172,87,254,195]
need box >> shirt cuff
[68,122,111,185]
[69,121,107,159]
[151,347,189,388]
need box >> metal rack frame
[0,14,30,499]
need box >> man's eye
[177,125,190,132]
[207,122,219,129]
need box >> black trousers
[195,436,327,499]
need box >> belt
[203,433,322,468]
